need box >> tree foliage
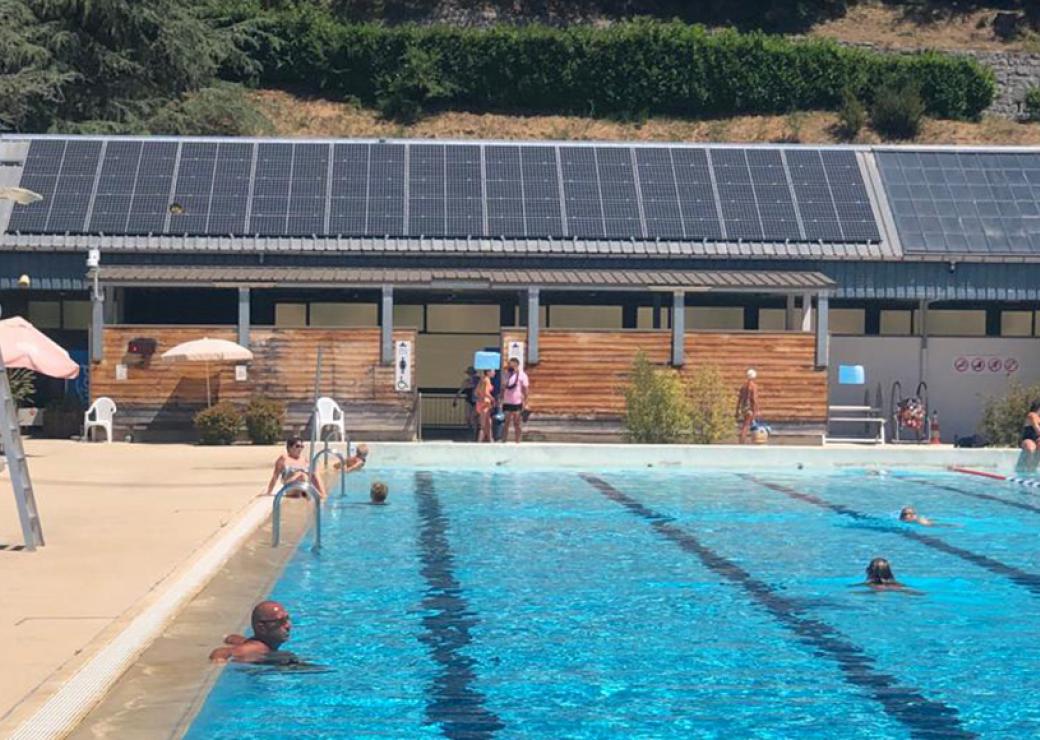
[980,381,1040,447]
[623,352,693,444]
[686,365,733,444]
[0,0,263,131]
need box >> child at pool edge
[370,481,388,504]
[334,443,369,473]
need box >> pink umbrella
[0,316,79,379]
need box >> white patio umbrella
[161,337,252,406]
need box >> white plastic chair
[84,397,117,443]
[314,397,346,442]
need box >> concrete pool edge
[6,495,275,740]
[369,442,1022,472]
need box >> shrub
[685,365,733,444]
[194,401,243,445]
[147,83,272,136]
[980,381,1040,447]
[837,88,867,140]
[622,352,692,444]
[7,369,35,406]
[1024,86,1040,122]
[871,83,926,140]
[255,13,993,122]
[244,396,284,444]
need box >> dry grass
[251,89,1040,145]
[810,1,1036,52]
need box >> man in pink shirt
[499,357,530,443]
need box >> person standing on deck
[736,369,760,445]
[500,357,530,443]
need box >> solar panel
[560,146,604,238]
[445,144,483,236]
[329,143,368,234]
[6,140,64,232]
[207,142,253,235]
[89,141,141,233]
[286,143,328,236]
[877,149,1040,254]
[635,148,685,239]
[367,144,405,235]
[521,146,564,237]
[486,145,526,237]
[5,138,889,247]
[127,141,178,234]
[170,142,217,234]
[596,147,643,238]
[409,144,446,236]
[248,142,292,236]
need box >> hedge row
[253,8,994,120]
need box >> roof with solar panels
[2,135,1040,262]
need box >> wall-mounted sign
[115,363,128,381]
[394,340,413,392]
[235,365,248,381]
[507,340,525,370]
[954,355,1020,375]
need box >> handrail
[271,480,322,552]
[310,448,346,498]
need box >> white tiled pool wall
[368,443,1020,472]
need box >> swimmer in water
[862,557,921,594]
[210,601,292,663]
[899,506,933,526]
[370,481,388,504]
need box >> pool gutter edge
[7,496,273,740]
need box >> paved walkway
[0,440,280,732]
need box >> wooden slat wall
[92,326,416,410]
[502,330,825,423]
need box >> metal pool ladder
[271,481,323,552]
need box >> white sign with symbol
[115,363,128,381]
[394,340,413,392]
[507,340,524,370]
[235,365,248,382]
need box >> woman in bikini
[265,435,326,500]
[1020,401,1040,471]
[475,369,496,443]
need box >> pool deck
[0,439,1023,737]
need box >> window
[309,303,377,327]
[685,307,744,330]
[549,305,623,329]
[426,305,499,333]
[636,306,671,329]
[274,303,306,327]
[927,310,986,336]
[28,301,60,329]
[393,305,424,330]
[758,309,787,331]
[880,310,913,336]
[830,308,865,335]
[1001,311,1032,337]
[62,300,91,330]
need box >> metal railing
[311,447,346,496]
[271,480,322,552]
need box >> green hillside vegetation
[0,0,1022,138]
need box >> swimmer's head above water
[370,481,388,504]
[899,506,918,522]
[252,600,292,649]
[865,557,897,585]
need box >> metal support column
[381,285,394,365]
[815,293,830,368]
[527,287,540,365]
[652,293,662,329]
[785,294,797,331]
[671,290,685,367]
[90,278,104,363]
[237,287,251,348]
[918,299,929,386]
[800,293,813,333]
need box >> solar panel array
[7,139,881,242]
[877,150,1040,254]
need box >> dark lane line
[743,475,1040,597]
[902,477,1040,517]
[580,473,973,740]
[414,472,504,739]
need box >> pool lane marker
[580,474,973,739]
[900,475,1040,517]
[413,472,504,739]
[743,475,1040,598]
[948,466,1040,491]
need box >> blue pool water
[187,468,1040,738]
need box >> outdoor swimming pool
[187,468,1040,738]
